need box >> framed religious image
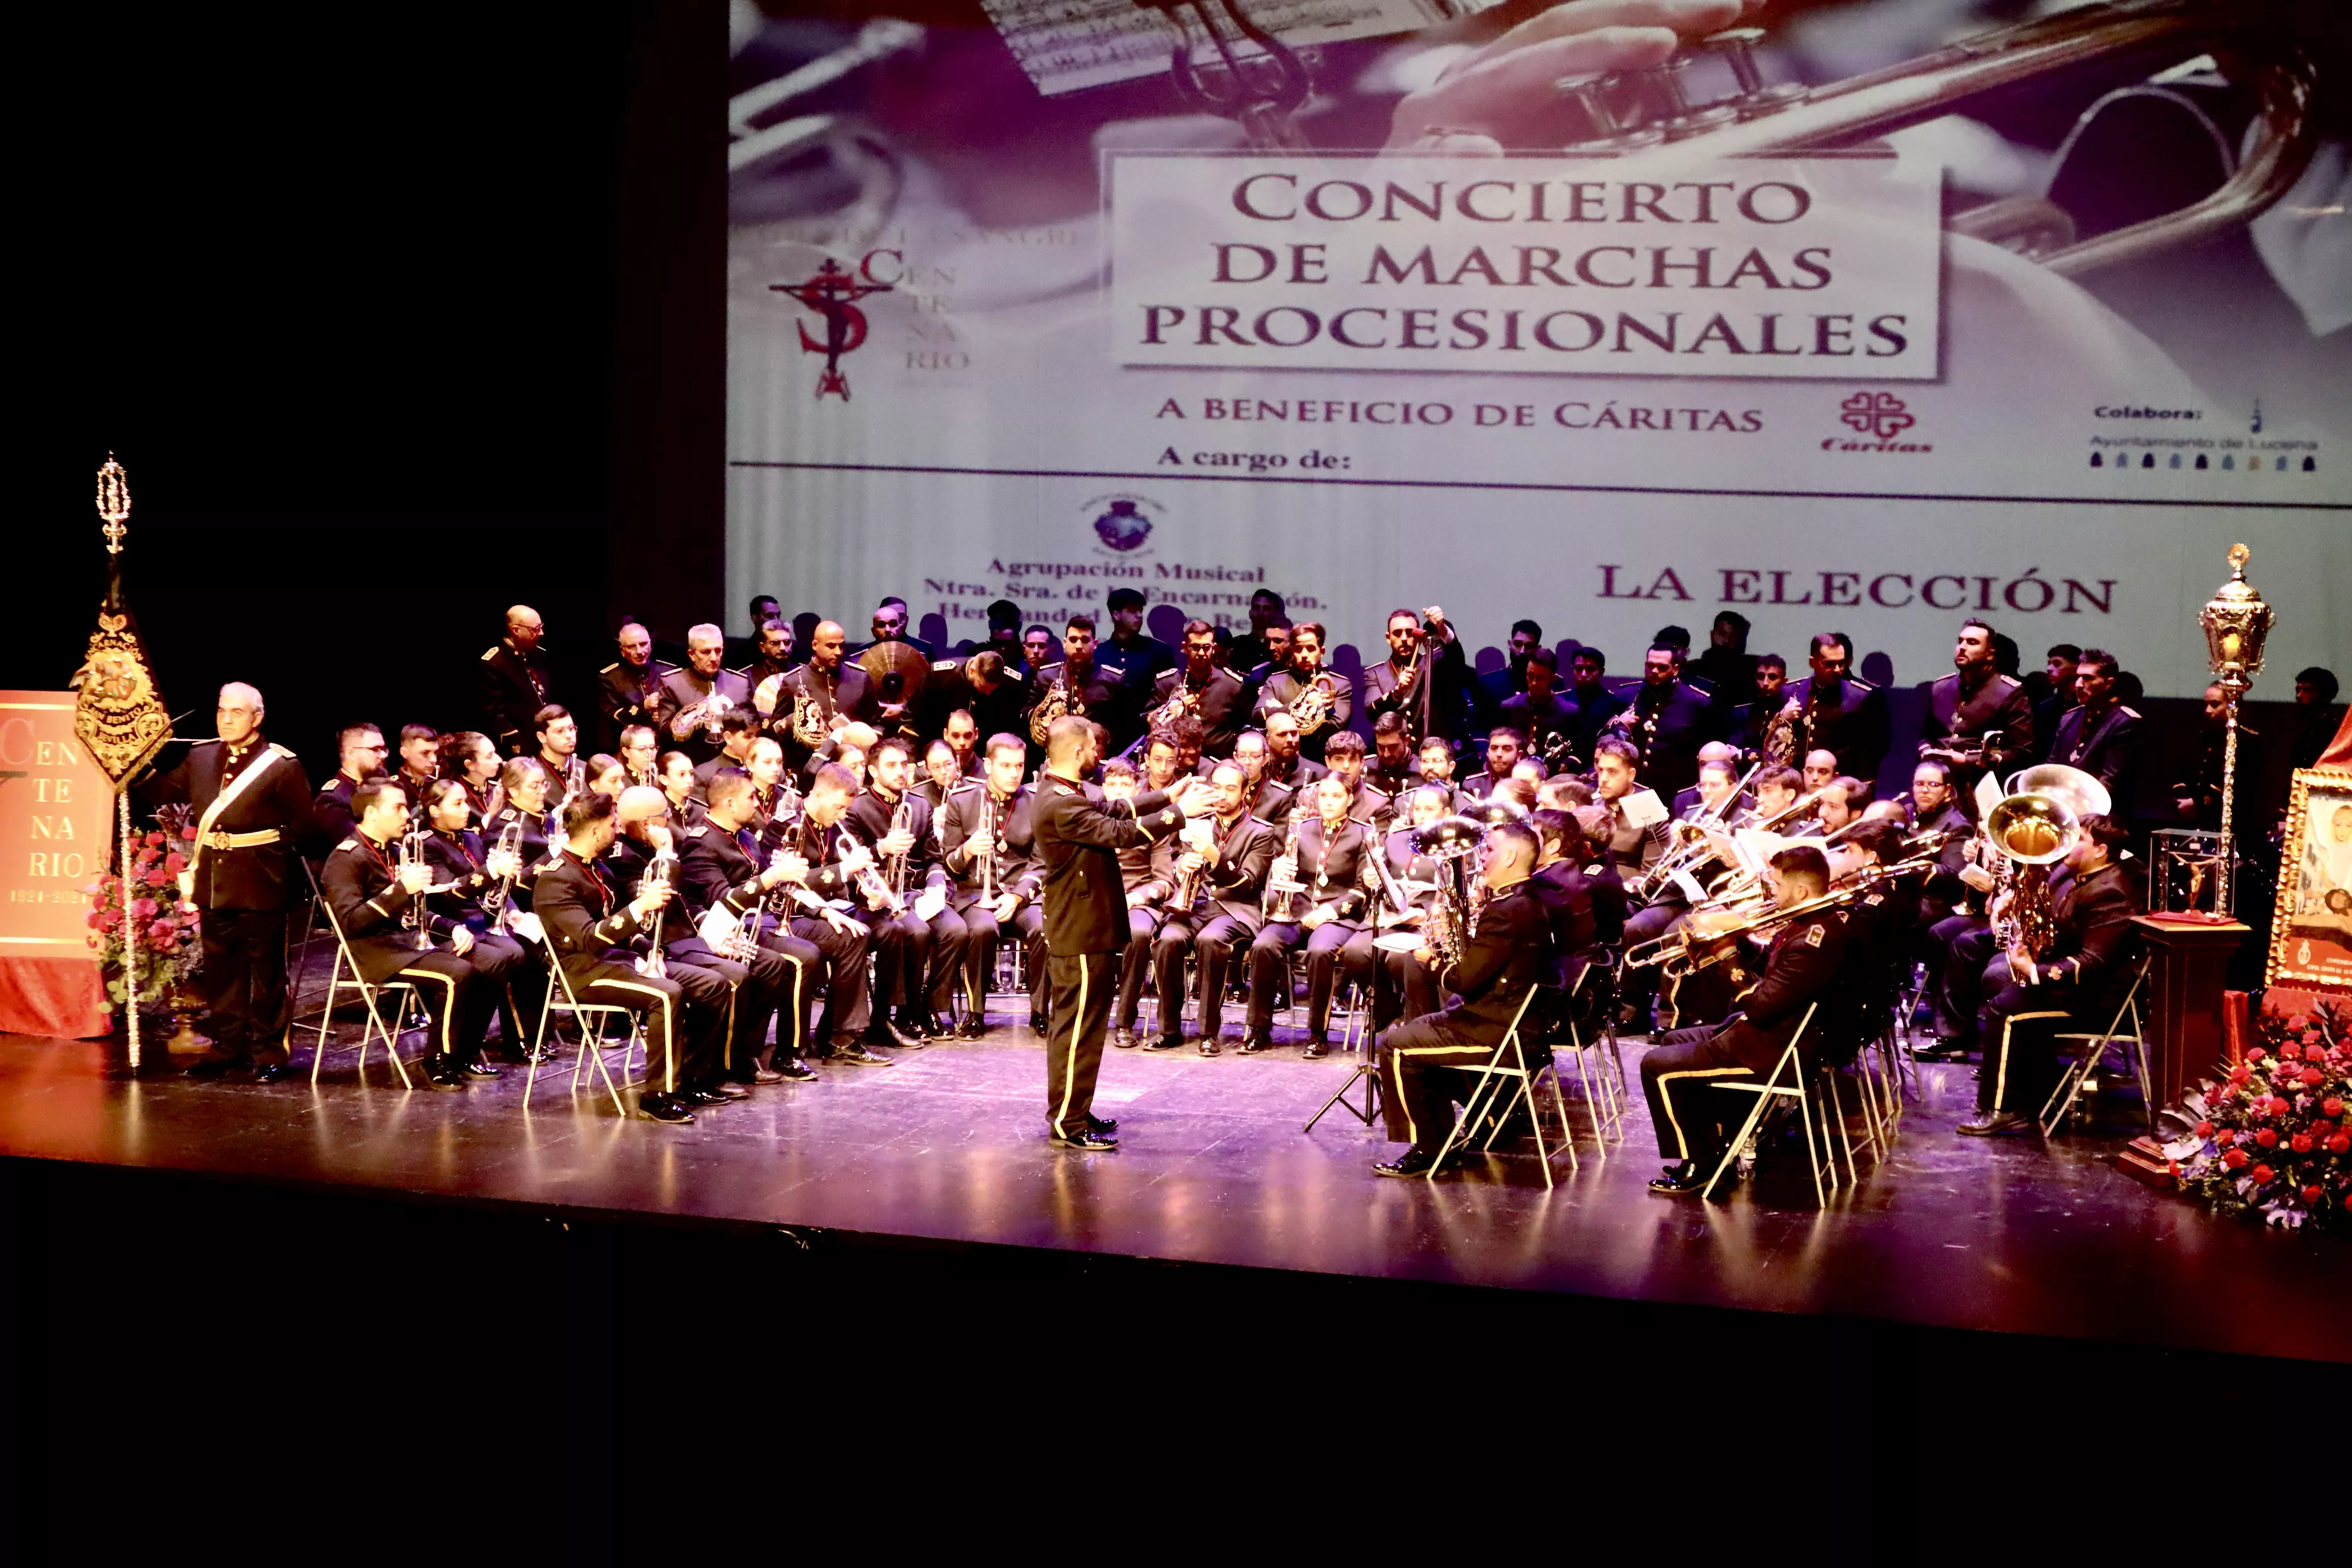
[2269,768,2352,995]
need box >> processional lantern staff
[2198,543,2275,919]
[71,455,175,1069]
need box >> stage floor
[3,1007,2346,1366]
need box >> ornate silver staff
[2198,543,2276,917]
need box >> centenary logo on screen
[769,258,891,401]
[1087,495,1158,554]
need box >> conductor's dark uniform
[1376,879,1554,1152]
[148,737,313,1069]
[1640,908,1848,1170]
[1031,772,1185,1141]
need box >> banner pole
[120,788,139,1070]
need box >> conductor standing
[1031,714,1207,1149]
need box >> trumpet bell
[1413,815,1488,860]
[2003,763,2112,823]
[1985,793,2077,865]
[1461,798,1531,829]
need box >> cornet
[479,817,527,935]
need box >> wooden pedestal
[2132,915,2249,1112]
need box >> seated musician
[656,749,704,831]
[321,781,522,1087]
[618,724,660,790]
[1959,814,2142,1138]
[584,755,628,798]
[1597,736,1672,1030]
[1839,822,1923,1005]
[1802,749,1839,796]
[677,766,851,1083]
[394,725,440,814]
[1528,808,1601,979]
[1370,785,1456,1034]
[1752,765,1805,831]
[482,756,556,903]
[1260,708,1327,796]
[1460,726,1523,802]
[534,705,585,813]
[691,710,762,799]
[1416,733,1464,809]
[1229,729,1293,825]
[419,778,541,1061]
[312,723,390,849]
[1321,731,1388,827]
[844,736,965,1045]
[1246,774,1379,1059]
[533,791,728,1123]
[1365,713,1419,803]
[918,739,965,814]
[605,785,792,1096]
[1639,845,1848,1195]
[441,730,502,824]
[1816,776,1868,839]
[937,734,1043,1039]
[1102,757,1181,1051]
[1147,760,1275,1054]
[1372,822,1556,1178]
[1498,648,1577,765]
[1572,805,1628,948]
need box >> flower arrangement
[2175,995,2352,1230]
[85,829,202,1011]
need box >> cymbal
[858,640,929,705]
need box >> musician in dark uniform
[674,769,832,1082]
[1230,730,1295,828]
[917,651,1027,753]
[312,723,389,849]
[1959,815,2142,1137]
[736,617,795,693]
[1474,619,1546,730]
[1371,821,1554,1177]
[1093,587,1176,733]
[1141,619,1249,760]
[1726,653,1789,761]
[532,791,723,1123]
[1097,758,1183,1051]
[937,734,1041,1038]
[483,757,556,906]
[477,605,554,757]
[1367,786,1454,1033]
[1254,621,1350,763]
[1775,634,1890,783]
[1320,732,1389,829]
[1919,618,2034,796]
[1613,642,1714,803]
[1640,845,1848,1194]
[596,621,674,753]
[146,683,314,1080]
[1025,615,1126,761]
[1244,774,1378,1058]
[1031,713,1201,1149]
[1498,648,1578,767]
[1459,727,1524,802]
[419,778,541,1060]
[2171,682,2265,835]
[842,737,965,1043]
[1364,713,1418,805]
[2047,648,2146,811]
[1365,605,1471,746]
[1528,808,1602,969]
[1148,759,1275,1054]
[661,623,756,767]
[321,782,522,1086]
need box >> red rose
[2250,1164,2275,1186]
[2230,1066,2252,1085]
[2303,1067,2325,1087]
[2286,1013,2310,1030]
[2272,1096,2294,1117]
[2248,1046,2268,1063]
[2291,1133,2314,1154]
[2194,1120,2213,1138]
[179,822,197,839]
[163,852,185,874]
[2168,1160,2182,1178]
[2256,1127,2279,1148]
[2307,1044,2328,1064]
[2223,1148,2248,1170]
[2303,1185,2324,1204]
[2330,1135,2351,1155]
[2327,1097,2346,1118]
[127,897,156,922]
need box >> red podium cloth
[2323,705,2352,767]
[0,954,109,1038]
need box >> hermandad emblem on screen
[1090,496,1155,553]
[769,259,892,401]
[1840,391,1915,440]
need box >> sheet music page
[1620,788,1668,831]
[980,0,1488,97]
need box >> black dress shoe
[1302,1036,1329,1059]
[893,1012,932,1046]
[639,1093,695,1125]
[1030,1012,1049,1033]
[1956,1108,2034,1137]
[1648,1162,1711,1195]
[746,1064,786,1086]
[253,1061,296,1084]
[185,1056,246,1080]
[1917,1038,1971,1062]
[873,1022,925,1052]
[774,1058,818,1082]
[1087,1113,1118,1134]
[1110,1027,1138,1050]
[836,1041,896,1066]
[704,1082,753,1101]
[1145,1035,1182,1052]
[1237,1032,1274,1055]
[1197,1036,1221,1056]
[956,1014,986,1039]
[1048,1125,1117,1151]
[460,1059,501,1079]
[1373,1146,1438,1178]
[426,1066,467,1089]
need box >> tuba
[1412,813,1488,971]
[1982,763,2112,960]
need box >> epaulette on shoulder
[600,661,619,674]
[947,780,981,796]
[334,838,360,853]
[1992,674,2022,692]
[1245,813,1272,829]
[269,743,296,759]
[1850,677,1877,692]
[652,659,678,673]
[931,659,958,673]
[481,647,500,661]
[2119,705,2143,720]
[681,825,708,839]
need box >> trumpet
[1170,818,1216,911]
[884,794,916,898]
[635,847,678,979]
[479,817,527,933]
[1262,814,1306,924]
[1550,1,2321,279]
[974,790,999,906]
[1626,855,1936,978]
[398,824,433,948]
[839,822,901,915]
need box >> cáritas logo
[770,258,891,401]
[1824,390,1931,454]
